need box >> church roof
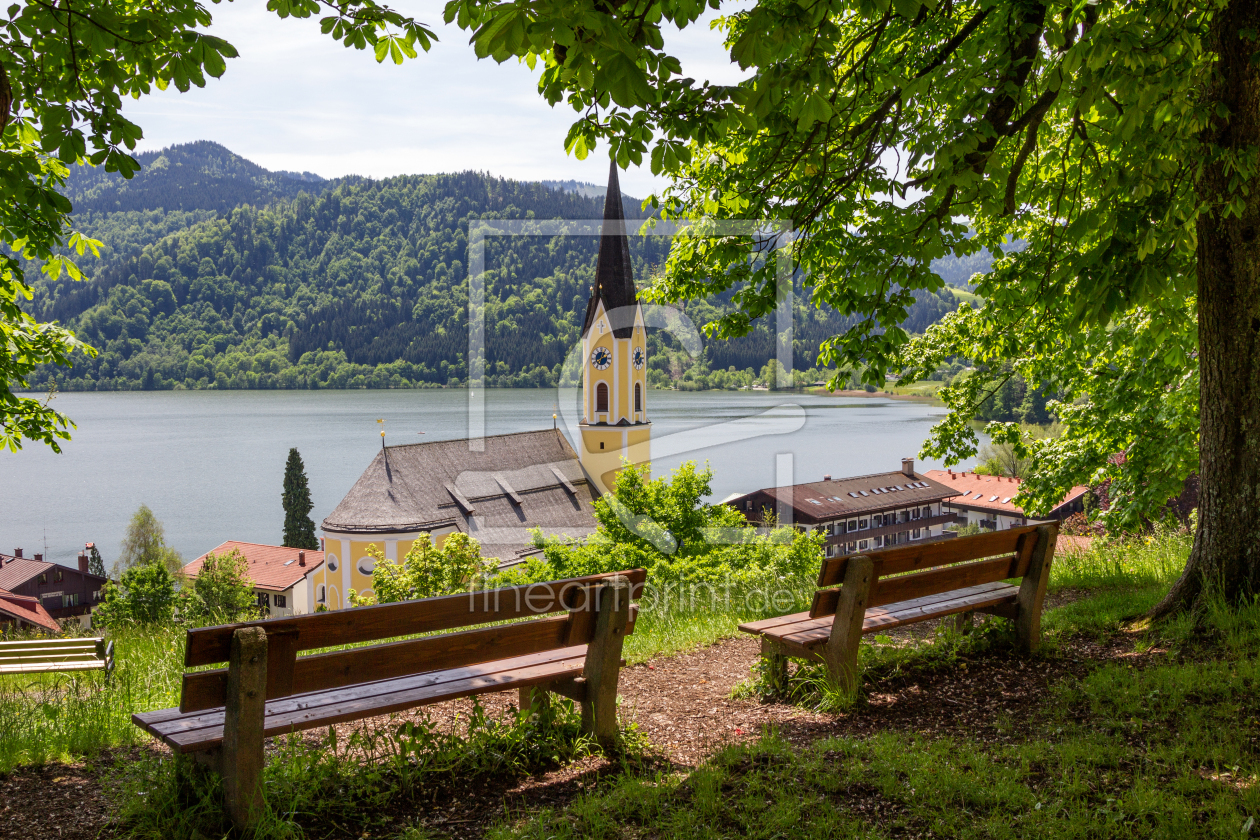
[582,160,639,339]
[321,429,599,563]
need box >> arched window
[596,382,609,413]
[635,383,642,412]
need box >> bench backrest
[179,569,647,713]
[809,524,1058,618]
[0,637,112,671]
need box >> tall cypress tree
[282,448,319,550]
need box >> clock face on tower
[591,346,612,370]
[632,347,645,369]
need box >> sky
[124,1,749,197]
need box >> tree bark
[1154,0,1260,617]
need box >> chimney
[33,553,43,563]
[14,548,21,558]
[298,551,306,567]
[824,474,832,481]
[78,553,89,574]
[901,458,915,477]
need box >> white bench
[0,637,115,675]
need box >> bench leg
[223,627,268,831]
[519,684,552,715]
[953,610,975,634]
[174,751,216,806]
[1015,524,1058,654]
[581,576,631,752]
[823,556,874,697]
[759,637,789,695]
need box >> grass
[0,625,185,771]
[949,287,984,306]
[111,696,613,840]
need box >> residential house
[923,470,1089,530]
[0,587,62,634]
[726,459,962,557]
[182,542,324,617]
[0,549,108,627]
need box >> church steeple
[577,161,651,496]
[582,160,638,339]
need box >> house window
[256,592,271,609]
[873,536,883,548]
[848,519,858,531]
[275,594,287,608]
[54,569,64,583]
[859,518,868,529]
[922,506,932,517]
[596,382,609,413]
[37,573,47,585]
[62,593,80,608]
[635,383,642,412]
[92,590,102,602]
[317,585,326,603]
[913,528,922,539]
[912,508,920,520]
[858,539,869,550]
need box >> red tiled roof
[923,470,1089,517]
[0,587,61,633]
[182,542,324,592]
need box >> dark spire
[582,160,638,339]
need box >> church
[315,163,651,609]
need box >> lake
[0,389,980,568]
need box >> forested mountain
[65,141,323,214]
[22,143,964,391]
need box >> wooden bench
[0,637,115,676]
[133,569,645,829]
[739,523,1058,695]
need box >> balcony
[824,513,958,546]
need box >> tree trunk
[1153,0,1260,617]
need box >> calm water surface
[0,389,980,568]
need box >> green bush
[497,462,822,589]
[177,548,259,626]
[93,561,178,628]
[367,532,498,603]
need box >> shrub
[93,561,178,627]
[368,533,497,603]
[178,548,258,626]
[499,462,822,589]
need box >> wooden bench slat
[816,524,1043,587]
[184,569,647,668]
[136,646,591,753]
[0,660,109,674]
[744,582,1021,649]
[810,553,1027,618]
[782,583,1019,648]
[180,612,576,713]
[0,639,99,651]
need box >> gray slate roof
[728,470,961,524]
[322,429,599,562]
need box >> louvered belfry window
[635,383,642,412]
[596,382,609,413]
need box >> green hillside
[21,143,965,391]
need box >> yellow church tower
[579,162,651,495]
